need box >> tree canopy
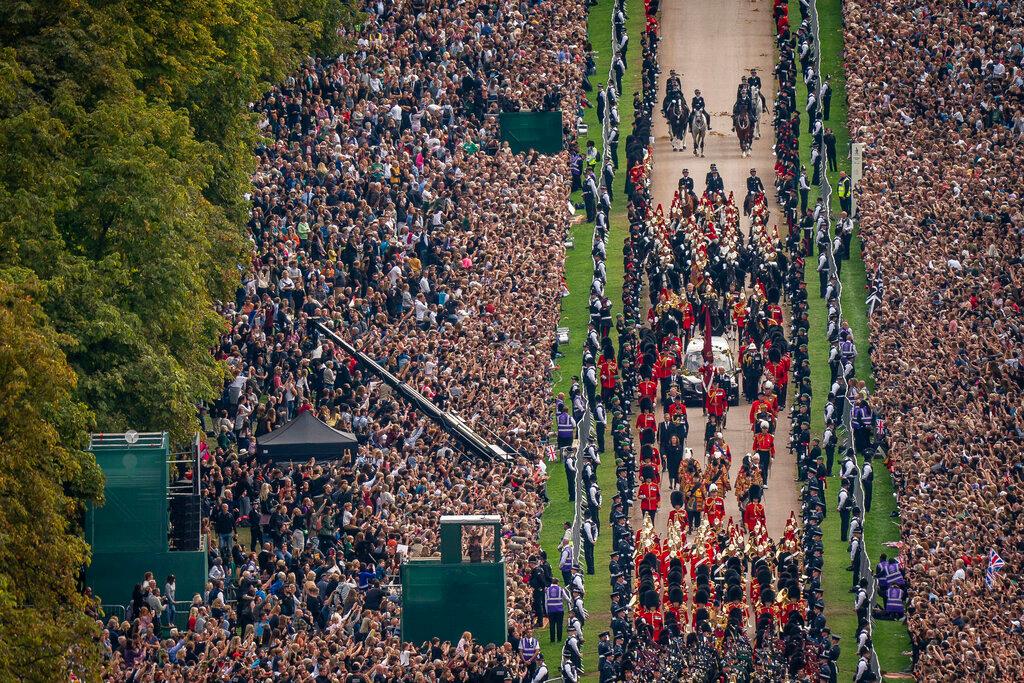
[0,0,356,678]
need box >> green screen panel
[401,560,507,646]
[87,444,168,553]
[499,112,565,155]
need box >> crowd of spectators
[96,0,603,678]
[843,0,1024,678]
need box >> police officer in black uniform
[678,168,695,195]
[690,89,711,129]
[705,164,724,195]
[746,168,765,196]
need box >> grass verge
[787,0,911,676]
[538,0,644,674]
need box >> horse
[678,190,698,218]
[751,83,766,139]
[689,110,707,157]
[733,98,755,157]
[665,97,690,151]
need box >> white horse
[751,83,768,140]
[689,111,708,157]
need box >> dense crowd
[842,0,1024,679]
[96,0,602,678]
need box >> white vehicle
[678,336,740,406]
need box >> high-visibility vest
[545,585,564,612]
[838,178,851,198]
[557,412,574,438]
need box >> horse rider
[736,75,751,103]
[745,168,764,215]
[705,164,725,195]
[662,86,682,119]
[690,89,711,130]
[749,68,768,112]
[748,68,762,92]
[746,168,764,198]
[667,69,682,97]
[679,168,694,195]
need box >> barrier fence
[804,0,881,676]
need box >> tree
[0,1,358,677]
[0,276,104,681]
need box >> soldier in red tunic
[752,423,776,484]
[599,354,618,405]
[705,381,728,426]
[743,484,767,533]
[704,483,726,527]
[639,375,658,404]
[639,475,661,523]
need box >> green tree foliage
[0,0,356,678]
[0,278,104,681]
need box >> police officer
[679,168,694,195]
[587,478,602,532]
[838,170,852,214]
[861,453,874,513]
[667,69,682,97]
[582,169,598,223]
[746,167,764,196]
[563,447,577,502]
[563,625,583,671]
[594,401,607,452]
[838,480,852,541]
[691,89,711,129]
[705,164,725,195]
[582,517,598,575]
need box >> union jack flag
[986,549,1005,588]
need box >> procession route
[632,0,799,540]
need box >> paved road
[633,0,799,540]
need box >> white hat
[709,484,718,492]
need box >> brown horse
[679,190,698,218]
[734,109,754,157]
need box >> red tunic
[654,354,675,380]
[639,379,658,401]
[705,388,728,417]
[704,496,726,527]
[753,432,775,458]
[744,502,767,533]
[600,358,619,389]
[639,482,661,512]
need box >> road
[633,0,799,540]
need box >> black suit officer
[705,164,724,194]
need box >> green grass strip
[537,0,645,674]
[786,0,911,677]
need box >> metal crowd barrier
[804,0,880,676]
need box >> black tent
[256,410,358,463]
